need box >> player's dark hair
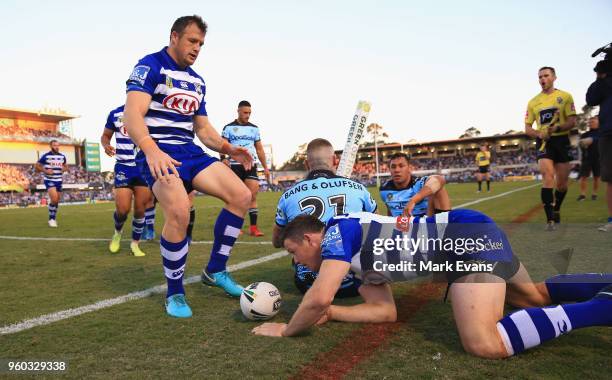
[171,15,208,36]
[388,152,410,164]
[281,214,325,244]
[538,66,556,75]
[238,100,251,108]
[50,139,58,145]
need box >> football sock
[541,188,554,222]
[249,208,258,226]
[206,208,243,273]
[145,206,156,228]
[161,236,189,298]
[545,274,612,303]
[486,180,490,191]
[497,298,612,356]
[113,211,127,232]
[132,217,145,241]
[48,203,58,220]
[554,190,567,212]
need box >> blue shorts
[114,163,147,188]
[44,180,62,192]
[136,142,218,191]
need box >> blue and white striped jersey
[104,105,136,166]
[37,151,66,182]
[222,120,261,164]
[126,47,207,145]
[320,209,513,284]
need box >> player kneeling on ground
[253,210,612,359]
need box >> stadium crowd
[0,163,112,207]
[0,125,70,140]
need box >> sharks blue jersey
[275,170,377,227]
[222,120,261,164]
[126,47,207,146]
[320,209,514,284]
[379,176,429,217]
[104,105,136,166]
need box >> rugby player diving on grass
[252,209,612,359]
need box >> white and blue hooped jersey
[104,105,136,166]
[37,151,66,182]
[126,47,207,146]
[320,209,514,284]
[379,176,429,217]
[275,170,377,227]
[222,120,261,164]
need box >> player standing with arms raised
[525,67,576,230]
[35,140,67,227]
[221,100,270,236]
[101,105,154,256]
[124,15,253,318]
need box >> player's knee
[462,338,508,359]
[165,205,190,230]
[232,187,252,210]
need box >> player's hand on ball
[230,146,253,171]
[146,148,181,184]
[251,323,287,337]
[103,144,116,157]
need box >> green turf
[0,180,610,379]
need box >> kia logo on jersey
[163,93,200,115]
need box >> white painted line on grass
[0,182,538,335]
[0,236,272,245]
[454,183,540,208]
[0,250,289,335]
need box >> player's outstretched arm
[325,283,396,324]
[193,115,253,169]
[402,175,445,216]
[252,260,349,337]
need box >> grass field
[0,180,610,379]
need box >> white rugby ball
[240,282,282,321]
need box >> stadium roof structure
[0,106,79,123]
